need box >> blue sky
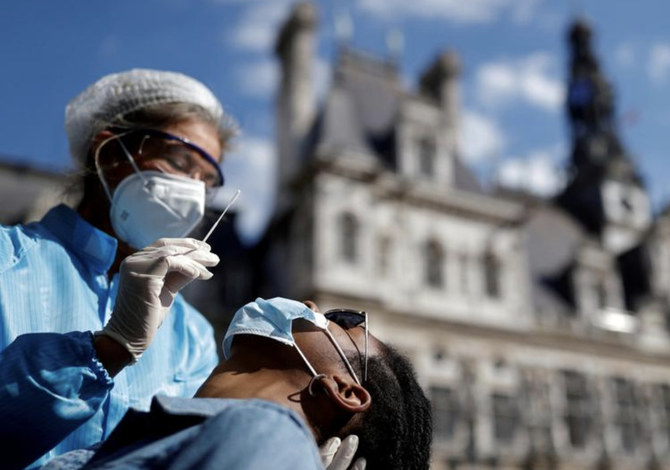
[2,1,670,242]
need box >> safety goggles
[116,127,224,189]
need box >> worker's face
[98,119,223,191]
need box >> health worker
[0,69,234,469]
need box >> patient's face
[291,301,381,380]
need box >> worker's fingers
[147,237,211,251]
[327,435,359,470]
[319,437,341,467]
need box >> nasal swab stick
[202,189,241,243]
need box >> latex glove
[99,238,219,361]
[320,435,366,470]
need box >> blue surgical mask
[222,297,328,359]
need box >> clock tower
[557,18,651,254]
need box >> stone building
[255,4,670,469]
[0,159,71,225]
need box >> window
[595,280,608,309]
[377,236,391,277]
[424,240,445,288]
[339,213,358,263]
[459,253,469,294]
[492,393,521,443]
[431,386,460,440]
[659,385,670,447]
[484,253,501,298]
[563,371,593,449]
[613,378,641,453]
[417,136,436,177]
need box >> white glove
[319,435,366,470]
[99,238,219,361]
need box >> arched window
[424,239,444,288]
[339,213,358,263]
[484,253,501,298]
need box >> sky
[2,1,670,243]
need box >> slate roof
[307,47,483,193]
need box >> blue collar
[41,204,118,274]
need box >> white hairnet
[64,68,224,168]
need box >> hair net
[64,68,224,168]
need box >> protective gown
[0,204,218,469]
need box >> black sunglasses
[324,309,368,382]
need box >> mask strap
[322,328,361,386]
[308,374,327,397]
[93,131,147,203]
[293,343,319,377]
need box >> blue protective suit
[0,205,218,469]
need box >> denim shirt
[86,396,324,469]
[42,396,324,470]
[0,205,218,469]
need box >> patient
[51,297,432,470]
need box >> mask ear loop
[292,342,329,397]
[308,374,327,397]
[93,131,147,202]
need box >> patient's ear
[319,374,371,413]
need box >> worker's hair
[346,344,432,470]
[104,102,237,157]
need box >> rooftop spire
[565,16,636,181]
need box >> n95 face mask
[110,170,205,249]
[95,133,207,250]
[222,297,329,359]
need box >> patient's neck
[194,361,320,438]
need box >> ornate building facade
[256,4,670,469]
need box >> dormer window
[595,281,608,309]
[417,136,436,178]
[339,213,359,263]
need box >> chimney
[275,2,317,192]
[419,50,461,155]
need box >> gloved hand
[99,238,219,361]
[319,435,366,470]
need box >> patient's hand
[319,435,366,470]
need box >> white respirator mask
[95,133,206,249]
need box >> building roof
[308,47,483,193]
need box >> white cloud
[225,1,294,52]
[236,59,278,98]
[496,147,565,197]
[647,42,670,84]
[356,0,540,24]
[214,135,276,242]
[461,109,506,164]
[235,56,329,101]
[475,53,564,113]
